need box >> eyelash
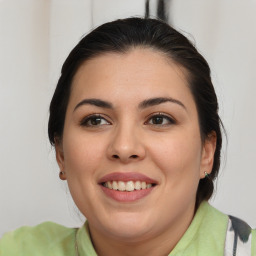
[80,114,111,127]
[145,112,176,126]
[79,113,176,127]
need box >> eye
[146,113,176,126]
[80,114,111,127]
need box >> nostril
[130,155,138,159]
[112,155,119,159]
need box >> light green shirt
[1,202,255,255]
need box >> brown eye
[80,115,110,127]
[147,114,175,126]
[151,116,164,125]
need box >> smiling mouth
[101,180,156,192]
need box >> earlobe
[200,131,217,179]
[59,171,66,180]
[54,137,67,180]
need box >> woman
[1,17,255,256]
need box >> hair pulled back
[48,17,223,208]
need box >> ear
[54,137,67,180]
[200,131,217,179]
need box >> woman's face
[56,48,215,242]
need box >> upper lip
[98,172,158,184]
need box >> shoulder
[251,229,256,255]
[0,222,77,255]
[194,202,256,255]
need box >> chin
[95,211,155,241]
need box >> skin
[56,48,216,256]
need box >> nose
[107,124,146,163]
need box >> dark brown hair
[48,17,224,208]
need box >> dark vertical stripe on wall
[157,0,167,22]
[145,0,171,23]
[145,0,150,18]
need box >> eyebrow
[74,97,186,112]
[138,97,187,111]
[74,99,113,111]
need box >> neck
[88,204,195,256]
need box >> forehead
[70,48,195,111]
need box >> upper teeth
[103,181,153,192]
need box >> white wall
[0,0,255,237]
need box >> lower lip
[100,186,155,202]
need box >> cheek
[62,131,108,215]
[147,129,202,180]
[147,130,203,213]
[62,131,107,179]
